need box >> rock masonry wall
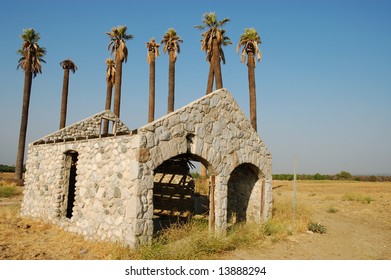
[21,88,272,248]
[22,135,143,247]
[33,110,131,144]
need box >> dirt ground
[223,180,391,260]
[1,178,390,260]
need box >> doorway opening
[152,153,210,234]
[227,163,260,225]
[64,151,78,219]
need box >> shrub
[342,193,374,204]
[335,171,352,180]
[327,207,338,213]
[313,173,325,180]
[0,186,17,198]
[308,222,327,234]
[368,176,378,182]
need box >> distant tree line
[273,171,391,182]
[0,164,15,173]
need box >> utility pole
[293,156,298,224]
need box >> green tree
[146,38,160,122]
[59,59,77,129]
[103,58,115,134]
[106,26,133,117]
[195,12,231,94]
[161,28,183,113]
[237,28,262,131]
[15,28,46,181]
[335,171,352,180]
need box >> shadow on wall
[227,163,259,224]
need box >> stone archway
[152,153,212,233]
[227,163,264,225]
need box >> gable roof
[32,110,131,145]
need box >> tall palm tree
[161,28,183,113]
[146,38,160,123]
[195,12,231,94]
[195,13,231,211]
[103,58,115,134]
[237,28,262,131]
[59,59,77,129]
[106,25,133,117]
[15,28,46,181]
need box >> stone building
[21,88,273,248]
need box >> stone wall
[21,88,272,248]
[22,135,143,247]
[135,88,273,234]
[33,110,131,144]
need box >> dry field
[224,180,391,260]
[1,174,390,260]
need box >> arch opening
[152,153,212,234]
[227,163,262,225]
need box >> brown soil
[1,178,390,260]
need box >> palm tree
[59,59,77,129]
[195,12,231,94]
[146,38,160,122]
[106,25,133,117]
[161,28,183,113]
[102,58,115,134]
[237,28,262,131]
[15,28,46,181]
[195,13,231,213]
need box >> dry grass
[2,179,391,260]
[0,184,313,260]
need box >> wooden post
[293,157,297,224]
[209,175,215,232]
[260,179,265,221]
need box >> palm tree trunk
[206,64,214,95]
[247,51,257,131]
[103,81,113,134]
[201,60,210,182]
[113,57,122,117]
[148,55,156,123]
[206,37,223,231]
[59,69,70,129]
[15,68,33,181]
[167,52,175,113]
[212,38,223,89]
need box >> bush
[368,176,378,182]
[308,222,327,234]
[335,171,352,180]
[272,174,294,181]
[327,207,338,213]
[342,193,374,204]
[0,186,17,198]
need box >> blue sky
[0,0,390,175]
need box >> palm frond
[106,25,133,63]
[161,28,183,61]
[196,12,231,63]
[237,28,262,64]
[60,59,78,73]
[17,28,46,77]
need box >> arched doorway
[227,163,262,224]
[152,153,211,233]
